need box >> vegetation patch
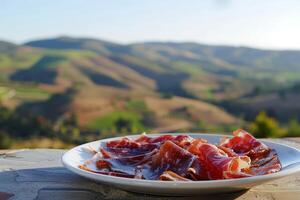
[87,111,147,136]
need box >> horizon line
[1,34,300,52]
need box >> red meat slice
[220,129,282,175]
[107,134,194,149]
[220,129,269,156]
[136,134,194,148]
[186,158,209,180]
[95,149,157,176]
[246,149,281,175]
[188,140,251,180]
[104,134,194,157]
[106,137,141,149]
[99,134,197,179]
[148,140,198,180]
[101,143,157,157]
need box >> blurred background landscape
[1,0,300,148]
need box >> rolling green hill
[1,36,300,148]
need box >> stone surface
[1,138,300,200]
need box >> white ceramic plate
[62,133,300,196]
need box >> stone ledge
[0,138,300,200]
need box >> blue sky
[1,0,300,49]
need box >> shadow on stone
[14,167,85,183]
[1,166,249,200]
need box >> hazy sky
[1,0,300,49]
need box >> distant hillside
[24,37,300,92]
[25,36,130,56]
[25,37,300,73]
[1,36,300,134]
[0,41,18,53]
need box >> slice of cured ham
[147,140,197,179]
[189,140,251,179]
[246,149,281,175]
[220,129,269,156]
[220,129,281,175]
[95,149,157,176]
[104,134,193,158]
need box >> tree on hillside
[0,131,12,149]
[286,118,300,137]
[250,111,284,138]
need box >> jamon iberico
[79,130,281,181]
